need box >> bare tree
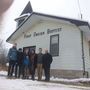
[0,39,7,65]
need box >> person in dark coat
[43,49,53,81]
[29,49,37,80]
[7,43,17,77]
[15,48,24,78]
[37,48,43,81]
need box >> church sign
[24,28,62,38]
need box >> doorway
[23,46,36,53]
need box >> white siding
[15,21,83,70]
[83,33,90,76]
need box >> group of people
[7,43,53,81]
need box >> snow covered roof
[15,13,30,21]
[6,11,90,43]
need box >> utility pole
[77,0,86,77]
[77,0,82,19]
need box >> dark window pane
[50,34,59,57]
[17,18,25,26]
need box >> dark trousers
[8,60,16,77]
[43,65,50,81]
[22,65,30,79]
[15,64,22,78]
[31,64,36,80]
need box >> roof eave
[6,12,34,42]
[6,12,90,43]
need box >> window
[50,34,59,56]
[17,18,26,26]
[15,13,30,27]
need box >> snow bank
[0,71,90,90]
[51,76,90,83]
[0,71,7,76]
[0,71,90,83]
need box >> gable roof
[16,1,33,27]
[6,12,90,43]
[21,1,33,15]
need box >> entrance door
[23,46,36,53]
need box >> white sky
[0,0,90,47]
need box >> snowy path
[0,71,90,90]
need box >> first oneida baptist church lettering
[24,28,62,38]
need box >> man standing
[30,49,37,80]
[43,49,53,81]
[7,43,17,77]
[37,48,43,81]
[15,48,24,78]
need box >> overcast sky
[1,0,90,47]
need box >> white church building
[6,2,90,78]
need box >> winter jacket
[37,53,43,64]
[23,54,30,66]
[42,53,53,68]
[17,51,24,65]
[8,47,17,61]
[30,53,37,68]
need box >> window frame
[50,34,59,57]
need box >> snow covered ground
[0,71,90,90]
